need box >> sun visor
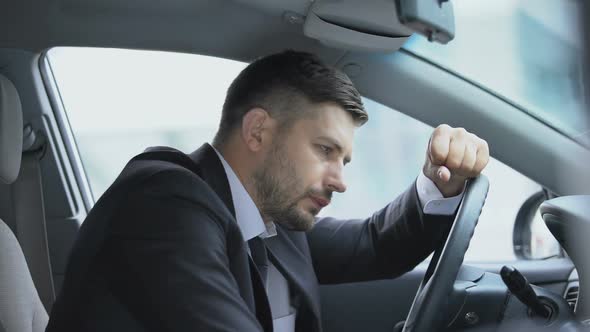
[303,0,455,52]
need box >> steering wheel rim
[402,175,490,332]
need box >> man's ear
[241,108,273,152]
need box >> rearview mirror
[397,0,455,44]
[303,0,455,52]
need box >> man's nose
[325,166,347,193]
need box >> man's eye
[319,145,332,156]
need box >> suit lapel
[188,144,236,217]
[265,226,321,325]
[187,144,321,330]
[187,144,273,331]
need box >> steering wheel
[402,175,490,332]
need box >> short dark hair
[213,50,367,146]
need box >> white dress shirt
[212,147,463,332]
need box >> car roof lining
[2,0,347,64]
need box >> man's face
[252,102,355,231]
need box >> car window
[46,47,559,262]
[403,0,587,144]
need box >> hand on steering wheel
[403,175,489,332]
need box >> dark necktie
[248,237,269,286]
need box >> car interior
[1,0,590,331]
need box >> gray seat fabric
[0,221,48,332]
[0,74,48,332]
[0,75,23,185]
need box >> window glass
[47,47,246,196]
[403,0,588,142]
[320,99,553,262]
[47,47,559,262]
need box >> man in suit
[46,50,489,332]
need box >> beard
[252,142,327,232]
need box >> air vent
[565,284,579,312]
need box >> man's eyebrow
[317,136,352,165]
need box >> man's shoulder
[123,147,222,203]
[94,145,237,235]
[130,145,200,172]
[117,146,201,187]
[94,145,221,212]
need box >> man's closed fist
[423,124,490,197]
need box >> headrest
[0,74,23,184]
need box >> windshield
[403,0,588,144]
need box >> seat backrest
[0,74,48,332]
[0,221,48,332]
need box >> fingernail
[437,169,443,179]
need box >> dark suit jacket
[46,143,454,332]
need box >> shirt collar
[212,146,277,240]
